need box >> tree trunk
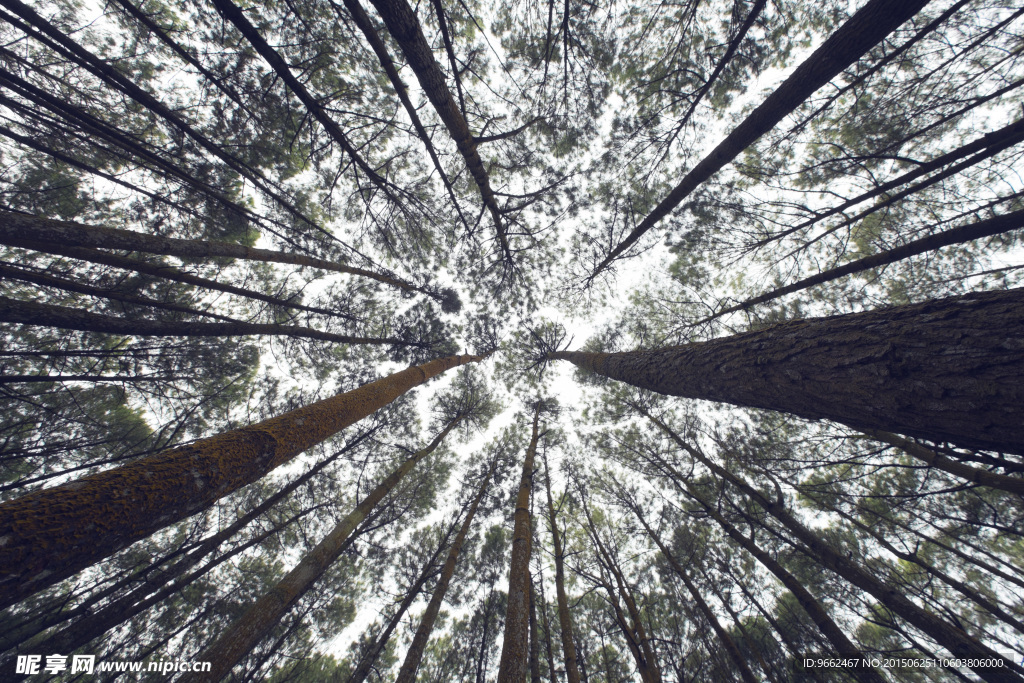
[590,0,931,276]
[542,452,582,683]
[0,295,412,347]
[710,207,1024,321]
[395,457,497,683]
[636,429,887,683]
[366,0,510,259]
[0,211,438,301]
[0,351,485,609]
[864,429,1024,494]
[347,517,461,683]
[497,405,541,682]
[644,410,1022,683]
[551,288,1024,454]
[184,418,461,683]
[627,501,759,683]
[529,573,542,683]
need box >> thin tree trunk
[589,0,931,277]
[0,351,486,608]
[542,451,582,683]
[0,296,412,347]
[864,429,1024,495]
[0,261,239,323]
[366,0,511,260]
[708,207,1024,321]
[642,444,887,683]
[347,517,461,683]
[0,211,441,302]
[626,499,758,683]
[184,418,461,683]
[210,0,409,211]
[395,457,497,683]
[755,115,1024,250]
[549,287,1024,455]
[3,237,355,320]
[340,0,467,227]
[497,405,541,682]
[535,564,558,683]
[644,410,1022,683]
[529,572,542,683]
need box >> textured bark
[184,419,460,683]
[395,458,496,683]
[628,505,758,683]
[647,414,1022,683]
[551,288,1024,455]
[0,352,485,608]
[642,444,886,683]
[366,0,510,259]
[13,429,377,655]
[497,406,541,683]
[0,296,406,347]
[0,211,432,298]
[590,0,931,277]
[542,453,581,683]
[712,207,1024,320]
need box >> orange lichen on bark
[0,352,484,609]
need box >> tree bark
[497,405,541,682]
[395,457,497,683]
[184,418,461,683]
[542,452,582,683]
[0,351,486,609]
[550,288,1024,455]
[590,0,931,277]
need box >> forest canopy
[0,0,1023,681]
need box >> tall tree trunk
[497,405,541,682]
[184,418,461,683]
[0,211,443,303]
[642,444,886,683]
[625,498,758,683]
[542,451,582,683]
[643,409,1022,683]
[347,518,461,683]
[550,288,1024,454]
[0,351,486,609]
[0,296,411,347]
[589,0,931,276]
[708,207,1024,321]
[395,457,498,683]
[366,0,511,260]
[2,426,378,653]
